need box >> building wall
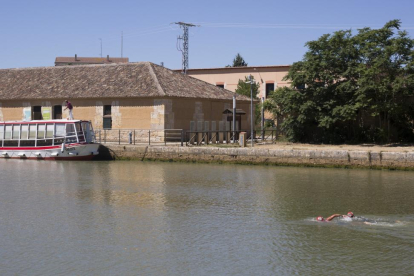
[0,98,252,131]
[171,98,252,131]
[0,99,161,130]
[185,66,291,100]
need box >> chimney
[107,55,109,62]
[75,54,78,61]
[161,62,164,67]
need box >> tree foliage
[227,53,248,67]
[235,76,260,99]
[268,20,414,143]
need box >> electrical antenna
[121,31,123,58]
[173,22,199,74]
[99,38,102,58]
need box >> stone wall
[98,145,414,170]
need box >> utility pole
[250,75,254,147]
[99,38,102,58]
[173,22,199,74]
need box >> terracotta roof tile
[0,62,251,102]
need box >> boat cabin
[0,120,94,148]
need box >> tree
[235,76,262,127]
[226,53,248,67]
[235,76,260,98]
[268,20,414,144]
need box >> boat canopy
[0,120,95,147]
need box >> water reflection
[1,160,414,275]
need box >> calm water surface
[1,160,414,275]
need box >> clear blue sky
[1,0,414,70]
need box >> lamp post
[249,75,254,147]
[233,95,236,144]
[245,75,255,147]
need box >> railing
[95,129,185,146]
[94,128,280,146]
[184,129,279,146]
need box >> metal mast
[174,22,199,74]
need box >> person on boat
[64,100,74,120]
[316,214,342,222]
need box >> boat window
[46,124,54,138]
[66,124,75,136]
[37,139,53,146]
[21,125,29,140]
[4,125,12,139]
[55,124,65,137]
[54,138,64,145]
[20,140,36,147]
[3,140,18,147]
[75,122,85,142]
[37,124,45,139]
[12,125,20,140]
[29,124,37,140]
[0,125,4,140]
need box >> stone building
[175,65,291,100]
[0,62,252,140]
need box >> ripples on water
[1,160,414,275]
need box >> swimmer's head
[317,216,325,222]
[347,212,354,218]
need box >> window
[55,124,65,137]
[104,105,112,116]
[37,124,45,139]
[46,124,54,138]
[266,83,275,98]
[29,124,37,140]
[66,123,77,143]
[12,125,20,140]
[32,106,42,120]
[0,125,3,140]
[216,84,224,88]
[21,125,29,140]
[75,122,85,142]
[53,105,62,119]
[4,125,12,139]
[103,105,112,129]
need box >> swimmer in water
[343,211,354,218]
[341,212,378,224]
[316,214,342,222]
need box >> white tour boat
[0,119,99,160]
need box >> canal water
[1,160,414,276]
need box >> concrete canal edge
[97,144,414,170]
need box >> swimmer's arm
[326,214,341,221]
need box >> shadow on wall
[94,145,116,161]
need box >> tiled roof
[174,65,291,72]
[55,56,129,65]
[0,62,251,101]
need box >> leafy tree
[235,76,262,127]
[235,76,260,99]
[226,53,248,67]
[268,20,414,143]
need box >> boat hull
[0,143,100,161]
